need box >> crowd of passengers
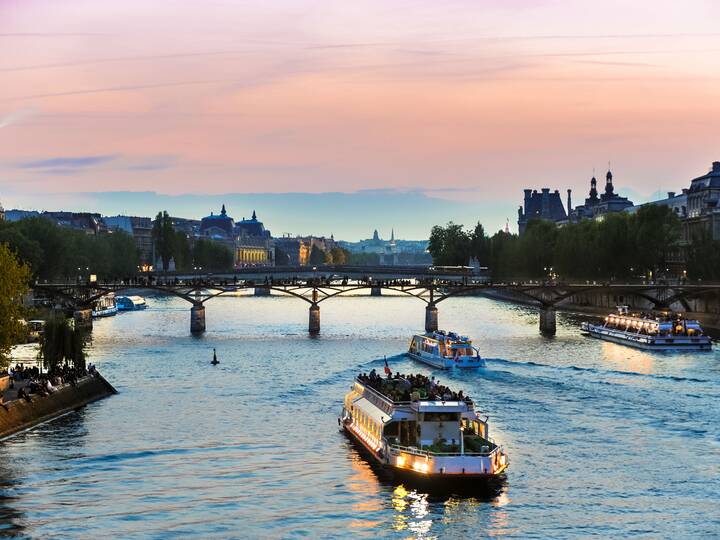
[4,363,97,402]
[358,369,473,404]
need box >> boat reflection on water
[343,441,507,538]
[601,341,656,375]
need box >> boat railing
[388,443,501,458]
[356,379,412,406]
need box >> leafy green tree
[152,211,175,272]
[39,314,88,374]
[172,231,192,272]
[489,230,521,279]
[630,205,681,275]
[686,227,720,280]
[428,222,471,265]
[0,223,44,273]
[308,245,325,265]
[330,247,349,264]
[347,252,380,265]
[469,222,490,266]
[0,243,31,369]
[193,239,233,271]
[520,220,558,277]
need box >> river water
[1,293,719,539]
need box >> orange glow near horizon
[1,0,720,230]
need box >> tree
[469,222,489,266]
[172,231,192,272]
[686,227,720,280]
[428,222,471,266]
[152,211,175,272]
[193,239,234,271]
[347,252,380,265]
[330,247,349,265]
[630,205,681,275]
[39,314,88,374]
[309,245,325,265]
[0,243,31,369]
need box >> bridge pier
[309,303,320,334]
[254,287,271,297]
[425,304,438,333]
[370,286,382,297]
[190,304,206,334]
[539,307,556,336]
[73,308,93,330]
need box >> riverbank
[0,373,117,440]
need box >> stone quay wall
[0,374,117,440]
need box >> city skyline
[2,1,720,237]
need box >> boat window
[383,422,399,437]
[423,412,460,422]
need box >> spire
[390,228,395,241]
[373,229,379,241]
[605,166,614,195]
[221,204,227,216]
[252,210,257,220]
[504,218,510,234]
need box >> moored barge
[581,306,712,351]
[340,371,507,490]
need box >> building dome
[200,204,235,237]
[236,210,271,238]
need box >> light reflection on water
[2,294,719,538]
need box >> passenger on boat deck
[357,372,472,404]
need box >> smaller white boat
[92,294,118,318]
[581,306,712,351]
[116,295,147,311]
[407,331,484,369]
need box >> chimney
[523,189,532,213]
[712,161,720,173]
[667,191,676,199]
[567,189,572,213]
[541,188,550,217]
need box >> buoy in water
[211,348,219,365]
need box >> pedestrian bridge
[32,267,720,336]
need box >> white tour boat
[340,372,508,490]
[92,294,118,318]
[581,306,712,351]
[407,331,484,369]
[116,295,147,311]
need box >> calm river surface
[2,294,720,539]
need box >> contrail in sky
[0,107,36,128]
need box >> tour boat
[92,294,118,318]
[339,372,508,490]
[116,295,148,311]
[407,331,484,369]
[581,306,712,351]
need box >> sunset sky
[1,0,720,238]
